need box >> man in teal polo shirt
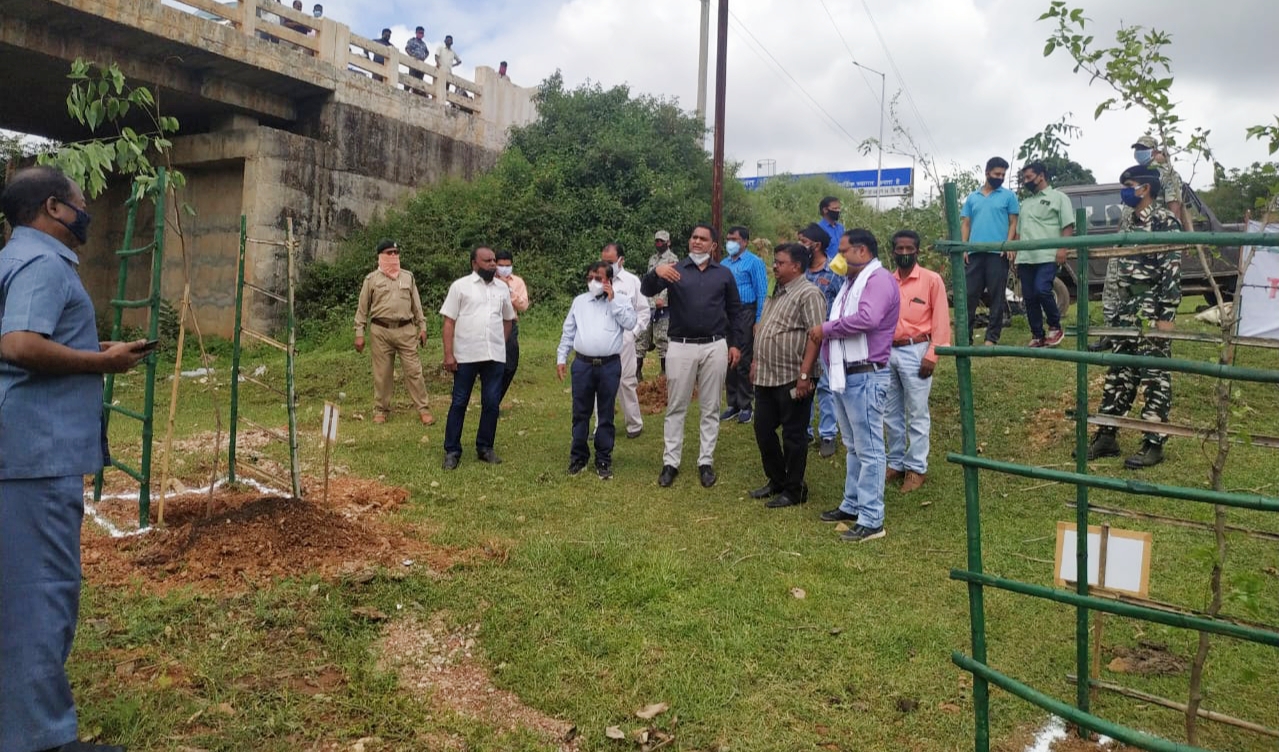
[2,166,149,752]
[960,156,1019,345]
[1016,160,1075,347]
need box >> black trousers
[571,355,622,465]
[965,253,1010,344]
[499,321,519,403]
[725,302,756,410]
[753,383,815,497]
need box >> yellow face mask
[828,252,849,276]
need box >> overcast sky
[256,1,1275,192]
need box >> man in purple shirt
[806,229,900,542]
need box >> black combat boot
[1075,431,1120,460]
[1124,441,1164,469]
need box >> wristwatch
[799,372,810,381]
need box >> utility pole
[710,0,728,252]
[852,61,885,211]
[696,0,710,127]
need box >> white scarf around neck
[827,257,883,393]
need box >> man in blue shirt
[960,156,1019,345]
[556,261,637,480]
[1,166,149,752]
[721,225,768,424]
[817,196,844,266]
[799,223,844,458]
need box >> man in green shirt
[1016,161,1075,347]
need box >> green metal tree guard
[936,181,1279,751]
[227,216,302,498]
[92,168,167,530]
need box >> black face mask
[655,242,667,252]
[57,200,92,244]
[826,210,841,223]
[893,253,917,271]
[477,268,496,282]
[988,176,1004,189]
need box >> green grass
[75,303,1279,751]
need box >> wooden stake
[156,282,191,526]
[1067,674,1279,738]
[1089,524,1110,705]
[322,434,332,504]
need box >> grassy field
[71,302,1279,751]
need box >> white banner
[1237,221,1279,340]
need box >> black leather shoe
[749,483,778,499]
[765,492,806,508]
[477,449,503,465]
[699,464,717,488]
[658,464,678,487]
[820,508,857,523]
[568,460,586,476]
[442,453,461,470]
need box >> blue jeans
[444,360,505,456]
[807,370,839,441]
[885,343,934,474]
[571,355,621,466]
[1017,262,1061,339]
[830,368,890,529]
[0,476,84,752]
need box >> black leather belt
[845,361,886,374]
[670,335,724,345]
[576,352,620,366]
[372,318,412,328]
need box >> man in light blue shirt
[960,156,1020,345]
[556,261,637,479]
[1,166,149,752]
[721,225,768,424]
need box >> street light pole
[852,61,885,211]
[710,0,728,252]
[696,0,710,127]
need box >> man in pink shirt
[806,229,900,543]
[884,230,950,494]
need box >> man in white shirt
[557,262,637,479]
[436,34,462,92]
[440,246,517,469]
[600,242,650,438]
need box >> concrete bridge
[0,0,538,335]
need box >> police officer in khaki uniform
[354,239,434,425]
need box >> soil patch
[636,375,667,414]
[83,477,475,594]
[1106,641,1187,676]
[375,614,579,750]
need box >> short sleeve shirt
[0,227,106,479]
[961,186,1020,246]
[440,272,516,364]
[1016,186,1076,264]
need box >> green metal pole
[1073,208,1090,720]
[935,345,1279,383]
[137,168,167,529]
[937,230,1279,253]
[94,199,140,504]
[285,219,301,498]
[944,181,989,752]
[228,215,247,483]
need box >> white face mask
[689,252,710,266]
[588,280,605,296]
[496,265,513,278]
[611,261,623,276]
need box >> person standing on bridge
[369,27,392,82]
[354,239,433,426]
[406,26,429,86]
[436,34,462,93]
[1,166,150,752]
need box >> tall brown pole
[710,0,728,257]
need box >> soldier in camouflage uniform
[637,229,679,378]
[1087,166,1182,469]
[1099,136,1186,337]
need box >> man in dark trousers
[720,225,768,424]
[960,156,1019,345]
[641,223,746,489]
[1,166,149,752]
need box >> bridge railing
[164,0,494,116]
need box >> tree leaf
[604,726,625,740]
[634,702,669,720]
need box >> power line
[857,0,943,165]
[815,0,882,108]
[724,11,863,151]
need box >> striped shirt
[752,276,829,387]
[725,250,769,321]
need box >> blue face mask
[1120,186,1143,208]
[1134,148,1154,166]
[726,240,742,256]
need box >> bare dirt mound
[83,477,475,593]
[376,615,579,751]
[637,376,667,414]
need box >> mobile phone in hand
[135,339,160,353]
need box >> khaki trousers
[371,323,430,415]
[618,330,642,433]
[663,339,727,468]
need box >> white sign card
[1053,522,1152,598]
[321,401,339,443]
[1237,221,1279,340]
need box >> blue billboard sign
[741,167,913,196]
